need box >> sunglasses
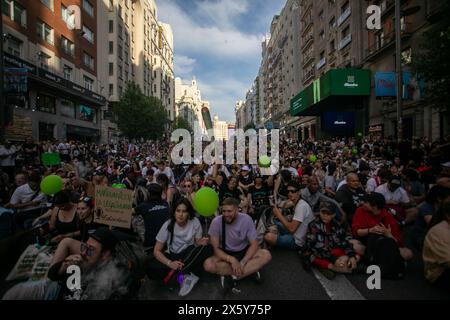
[287,189,299,194]
[80,242,96,257]
[80,196,92,204]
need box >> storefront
[3,52,105,142]
[290,69,371,139]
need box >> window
[6,35,22,56]
[37,20,53,45]
[2,0,27,27]
[83,0,94,17]
[330,40,335,52]
[63,65,72,81]
[40,0,53,11]
[60,99,75,118]
[119,86,123,96]
[329,17,335,29]
[109,41,114,54]
[82,25,94,43]
[36,93,56,114]
[109,84,114,96]
[318,10,324,20]
[401,47,412,65]
[341,1,349,14]
[118,5,122,18]
[118,24,122,39]
[83,52,94,69]
[83,76,94,91]
[109,63,114,76]
[61,36,75,57]
[118,44,123,59]
[125,51,128,61]
[118,65,123,79]
[38,52,51,69]
[153,84,157,93]
[342,26,350,38]
[61,4,75,29]
[109,20,114,33]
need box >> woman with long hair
[149,198,212,296]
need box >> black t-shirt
[219,183,243,204]
[335,185,366,220]
[249,183,271,207]
[239,173,254,187]
[135,200,170,247]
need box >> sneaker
[318,267,336,280]
[252,271,263,284]
[178,273,199,297]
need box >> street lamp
[395,0,421,142]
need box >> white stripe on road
[312,269,366,300]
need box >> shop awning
[290,69,371,117]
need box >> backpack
[365,235,405,280]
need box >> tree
[173,116,192,133]
[413,3,450,110]
[244,122,256,131]
[113,82,168,140]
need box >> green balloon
[258,155,271,168]
[352,148,358,155]
[357,132,363,137]
[40,175,63,195]
[194,187,219,217]
[309,155,317,163]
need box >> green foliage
[173,116,193,133]
[113,82,168,140]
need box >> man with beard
[204,198,272,291]
[2,228,129,300]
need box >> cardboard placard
[94,185,133,229]
[41,153,61,166]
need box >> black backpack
[365,235,405,280]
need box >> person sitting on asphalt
[264,181,315,251]
[148,198,212,297]
[304,202,360,280]
[335,173,366,224]
[300,176,344,220]
[203,198,272,291]
[423,199,450,292]
[352,192,413,278]
[3,227,127,300]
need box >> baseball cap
[241,165,250,171]
[90,227,118,252]
[319,201,337,213]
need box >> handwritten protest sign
[94,185,133,229]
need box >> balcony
[329,52,336,63]
[364,24,412,62]
[302,33,314,52]
[338,34,352,50]
[316,57,326,70]
[302,54,314,67]
[303,69,315,83]
[302,19,313,37]
[337,7,351,27]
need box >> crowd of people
[0,134,449,299]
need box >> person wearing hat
[238,165,254,193]
[3,227,124,300]
[304,202,360,280]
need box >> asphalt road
[140,248,449,300]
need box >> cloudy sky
[156,0,285,123]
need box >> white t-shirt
[375,183,410,204]
[293,199,314,247]
[10,184,46,213]
[58,143,70,155]
[154,167,175,184]
[366,177,381,193]
[156,217,202,254]
[142,166,157,177]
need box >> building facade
[2,0,106,142]
[213,115,228,141]
[174,77,210,134]
[98,0,175,143]
[235,100,245,129]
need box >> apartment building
[2,0,106,142]
[290,0,368,139]
[235,100,245,129]
[363,0,447,140]
[213,115,228,141]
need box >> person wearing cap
[304,202,360,280]
[238,165,254,193]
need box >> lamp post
[395,0,403,143]
[0,4,5,140]
[395,1,421,142]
